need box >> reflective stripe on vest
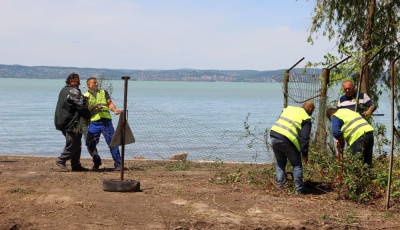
[270,106,311,152]
[84,90,111,122]
[333,108,374,146]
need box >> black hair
[66,72,79,84]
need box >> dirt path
[0,155,398,230]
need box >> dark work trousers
[350,132,374,166]
[271,137,304,193]
[56,131,83,168]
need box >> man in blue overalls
[84,77,121,170]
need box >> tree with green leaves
[306,0,400,100]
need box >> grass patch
[247,167,274,187]
[212,165,247,184]
[165,160,191,171]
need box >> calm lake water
[0,78,392,163]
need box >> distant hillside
[0,64,321,82]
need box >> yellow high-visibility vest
[271,106,311,152]
[333,108,374,146]
[84,90,111,122]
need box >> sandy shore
[0,155,399,230]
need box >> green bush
[241,112,400,204]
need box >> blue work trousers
[271,137,304,193]
[86,118,121,168]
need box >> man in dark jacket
[54,73,91,172]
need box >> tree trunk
[360,0,376,95]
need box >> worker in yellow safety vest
[326,108,374,166]
[84,77,122,171]
[270,101,315,194]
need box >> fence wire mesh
[274,70,325,122]
[88,100,271,163]
[86,71,332,164]
[273,69,337,145]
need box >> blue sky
[0,0,337,70]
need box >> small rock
[169,152,188,161]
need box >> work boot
[92,164,100,171]
[71,165,89,172]
[55,161,69,172]
[296,189,305,195]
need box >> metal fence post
[120,76,130,181]
[386,55,400,210]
